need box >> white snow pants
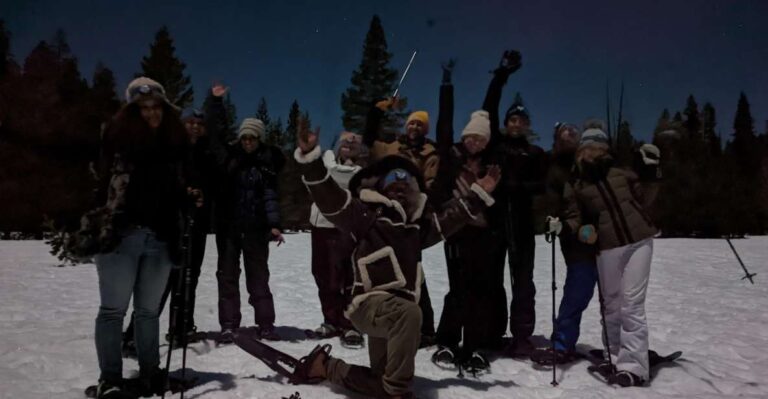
[597,237,653,379]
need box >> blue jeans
[552,259,598,352]
[94,228,173,383]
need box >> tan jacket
[370,138,440,189]
[563,167,659,251]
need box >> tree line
[1,16,766,240]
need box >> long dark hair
[103,101,187,160]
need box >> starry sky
[3,0,767,149]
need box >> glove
[375,97,398,112]
[544,216,562,235]
[578,224,598,245]
[498,50,522,74]
[638,144,661,166]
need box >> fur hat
[461,110,491,140]
[406,111,430,133]
[238,118,265,139]
[124,77,177,109]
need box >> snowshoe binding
[431,346,457,369]
[339,329,365,349]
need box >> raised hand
[211,81,228,98]
[441,58,457,83]
[477,165,501,194]
[375,96,402,112]
[498,50,522,73]
[297,116,319,154]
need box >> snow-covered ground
[1,235,766,399]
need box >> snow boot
[290,344,332,384]
[530,347,577,365]
[259,324,281,341]
[93,380,137,399]
[419,334,437,348]
[462,351,490,373]
[431,346,456,368]
[507,337,534,358]
[217,328,235,345]
[615,370,646,387]
[340,329,364,348]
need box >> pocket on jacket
[357,246,406,292]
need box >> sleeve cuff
[294,146,322,164]
[470,183,495,207]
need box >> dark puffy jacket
[295,149,495,317]
[206,96,285,235]
[482,68,547,236]
[562,158,659,251]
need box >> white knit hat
[461,110,491,140]
[238,118,265,139]
[124,77,177,109]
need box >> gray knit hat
[238,118,265,139]
[579,119,609,149]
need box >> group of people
[86,49,663,399]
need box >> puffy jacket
[309,150,363,228]
[295,148,495,317]
[562,160,659,251]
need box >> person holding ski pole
[308,130,368,347]
[530,123,599,365]
[430,58,506,372]
[482,49,547,357]
[363,95,440,348]
[90,77,199,398]
[286,117,500,398]
[206,84,286,343]
[553,120,662,387]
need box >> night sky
[3,0,767,149]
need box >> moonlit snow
[1,235,766,398]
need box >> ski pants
[597,238,653,379]
[419,280,435,338]
[552,259,598,352]
[124,225,206,340]
[310,227,353,331]
[490,227,536,340]
[325,294,421,398]
[94,227,172,383]
[215,230,275,329]
[436,226,507,355]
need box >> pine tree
[683,95,701,142]
[284,100,301,153]
[0,19,11,78]
[91,63,120,121]
[701,102,720,156]
[265,118,284,148]
[731,92,758,168]
[614,120,635,167]
[138,26,194,109]
[341,15,402,134]
[255,97,271,127]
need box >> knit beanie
[238,118,265,139]
[125,77,176,109]
[182,108,205,122]
[406,111,430,132]
[504,104,530,124]
[579,119,609,149]
[461,110,491,141]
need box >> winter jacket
[95,118,189,264]
[207,96,285,235]
[431,82,499,227]
[363,104,440,189]
[482,69,547,235]
[294,148,495,317]
[543,152,596,263]
[309,150,364,228]
[562,158,659,251]
[188,136,218,233]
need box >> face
[338,133,362,159]
[138,99,163,130]
[556,128,580,153]
[406,119,427,141]
[505,115,530,137]
[577,144,608,164]
[382,180,412,203]
[462,134,489,155]
[185,118,206,143]
[240,135,258,153]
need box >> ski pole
[545,233,558,386]
[392,50,417,98]
[595,273,614,373]
[726,238,756,284]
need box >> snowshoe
[305,323,339,339]
[588,349,682,367]
[461,351,490,376]
[587,360,617,384]
[614,370,646,387]
[530,347,577,366]
[431,346,457,369]
[282,393,302,399]
[84,381,137,399]
[258,324,281,341]
[233,328,302,382]
[216,328,235,345]
[339,329,365,348]
[291,344,332,384]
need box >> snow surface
[1,235,767,399]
